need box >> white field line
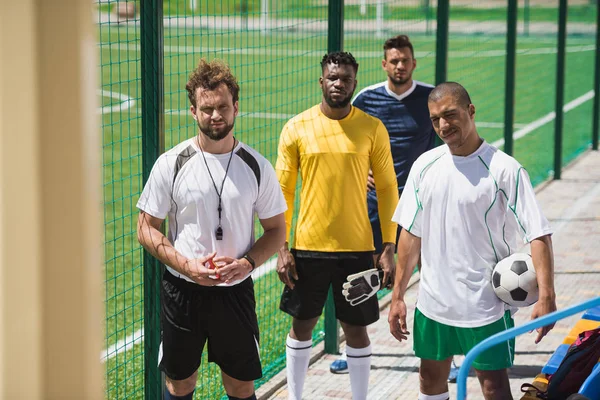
[99,89,135,113]
[102,23,594,45]
[101,328,143,361]
[99,43,595,59]
[491,90,595,148]
[100,89,595,362]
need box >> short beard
[324,94,353,109]
[389,74,410,86]
[197,120,234,141]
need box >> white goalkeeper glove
[342,268,384,306]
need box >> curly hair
[185,59,240,107]
[320,52,359,74]
[383,35,414,59]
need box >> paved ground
[257,149,600,400]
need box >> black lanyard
[198,137,236,240]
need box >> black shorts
[160,271,262,382]
[279,250,379,326]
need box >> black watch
[242,254,256,271]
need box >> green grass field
[99,10,597,399]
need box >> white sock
[346,344,372,400]
[418,392,450,400]
[286,335,312,400]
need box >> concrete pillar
[0,1,102,398]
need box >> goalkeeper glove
[342,268,383,306]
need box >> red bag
[521,327,600,399]
[546,327,600,399]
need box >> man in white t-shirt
[137,59,287,400]
[388,82,557,400]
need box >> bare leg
[339,321,370,348]
[166,372,198,397]
[475,368,513,400]
[420,358,453,395]
[290,316,320,341]
[221,371,255,398]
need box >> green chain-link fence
[98,2,145,398]
[97,0,599,398]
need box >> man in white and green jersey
[388,82,557,400]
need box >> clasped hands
[183,252,253,286]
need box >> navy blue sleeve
[352,93,366,110]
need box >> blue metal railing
[457,296,600,399]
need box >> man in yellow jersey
[275,52,399,400]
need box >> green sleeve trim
[419,154,444,180]
[407,154,443,233]
[407,209,420,234]
[478,156,500,263]
[497,189,513,255]
[510,167,528,238]
[484,194,500,263]
[407,183,422,232]
[513,166,523,209]
[478,156,498,191]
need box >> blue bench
[579,362,600,398]
[582,306,600,322]
[541,344,570,375]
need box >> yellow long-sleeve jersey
[276,104,398,252]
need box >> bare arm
[389,229,421,342]
[137,211,188,272]
[392,230,421,302]
[137,211,218,285]
[249,212,287,267]
[530,234,557,343]
[378,242,396,288]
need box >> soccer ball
[491,253,539,307]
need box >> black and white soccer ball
[491,253,539,307]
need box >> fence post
[435,0,449,85]
[140,0,165,398]
[324,0,344,355]
[376,0,384,39]
[260,0,270,35]
[434,0,449,147]
[423,0,432,35]
[524,0,530,37]
[328,0,344,55]
[504,0,518,156]
[554,0,567,179]
[593,0,599,150]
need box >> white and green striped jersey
[393,140,552,328]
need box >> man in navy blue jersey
[353,34,435,256]
[331,34,453,376]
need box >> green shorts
[413,308,515,371]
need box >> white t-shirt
[137,138,287,286]
[393,141,553,327]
